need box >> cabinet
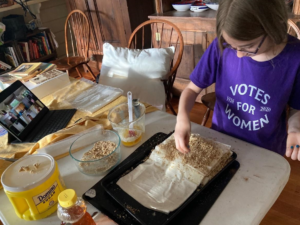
[150,1,217,102]
[65,0,156,70]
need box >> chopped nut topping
[126,205,140,214]
[79,141,119,175]
[156,134,232,178]
[33,163,40,169]
[19,163,40,173]
[19,166,30,172]
[19,167,26,172]
[81,141,117,161]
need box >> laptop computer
[0,80,77,143]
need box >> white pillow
[99,43,175,110]
[101,43,175,79]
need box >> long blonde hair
[217,0,288,50]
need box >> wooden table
[0,111,290,225]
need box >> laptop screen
[0,80,48,141]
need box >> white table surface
[0,111,290,225]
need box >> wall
[39,0,68,58]
[0,4,36,23]
[0,0,68,59]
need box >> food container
[1,153,66,220]
[190,2,209,12]
[108,102,145,147]
[172,1,195,11]
[69,129,121,176]
[206,3,219,10]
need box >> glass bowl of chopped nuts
[69,129,121,176]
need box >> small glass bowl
[69,129,121,176]
[107,102,145,147]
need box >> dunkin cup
[108,102,145,147]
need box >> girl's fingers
[286,145,293,157]
[179,138,190,154]
[291,145,299,160]
[175,137,187,154]
[184,134,190,153]
[174,131,190,154]
[175,137,183,153]
[296,144,300,161]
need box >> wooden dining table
[0,110,290,225]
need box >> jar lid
[58,189,77,208]
[1,153,55,192]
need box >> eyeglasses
[223,35,267,55]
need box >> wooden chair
[51,10,97,81]
[127,19,184,115]
[201,92,216,126]
[288,19,300,39]
[200,20,300,126]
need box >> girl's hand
[173,82,202,154]
[174,116,191,154]
[286,132,300,160]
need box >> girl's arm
[174,82,202,153]
[286,107,300,160]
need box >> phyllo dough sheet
[117,134,232,213]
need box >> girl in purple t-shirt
[174,0,300,160]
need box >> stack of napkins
[117,134,232,213]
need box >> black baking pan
[82,132,240,225]
[98,132,238,225]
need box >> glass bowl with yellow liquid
[108,102,145,147]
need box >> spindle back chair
[51,10,96,81]
[128,19,184,115]
[288,19,300,39]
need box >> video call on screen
[0,87,44,136]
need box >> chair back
[288,19,300,40]
[64,10,90,59]
[128,19,184,79]
[127,19,184,111]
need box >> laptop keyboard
[25,109,77,143]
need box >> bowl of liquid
[108,102,145,147]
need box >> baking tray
[97,132,238,225]
[82,132,239,225]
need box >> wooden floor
[167,97,300,225]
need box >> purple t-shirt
[190,35,300,155]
